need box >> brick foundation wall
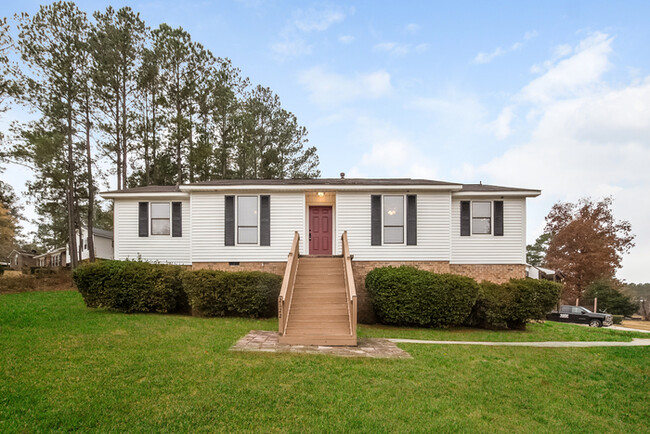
[192,262,286,276]
[449,263,525,284]
[192,260,526,324]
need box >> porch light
[317,192,324,197]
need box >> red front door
[309,206,332,255]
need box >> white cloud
[292,6,351,32]
[271,6,353,59]
[298,67,393,107]
[404,23,420,34]
[492,106,514,140]
[338,35,354,44]
[460,32,650,281]
[349,117,438,179]
[373,41,429,56]
[373,42,410,56]
[519,32,613,104]
[473,31,537,64]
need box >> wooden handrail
[278,231,300,335]
[341,231,357,338]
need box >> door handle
[309,229,312,241]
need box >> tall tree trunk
[121,77,128,187]
[152,87,157,183]
[116,95,122,190]
[85,100,95,262]
[66,106,78,269]
[144,94,150,185]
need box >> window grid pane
[237,196,258,244]
[383,196,404,226]
[151,219,170,235]
[151,203,170,218]
[473,202,491,218]
[238,227,258,244]
[384,226,404,244]
[383,195,404,244]
[472,218,491,234]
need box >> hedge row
[365,266,479,327]
[366,266,561,330]
[73,261,281,318]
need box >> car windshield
[581,308,592,313]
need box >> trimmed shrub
[182,270,281,318]
[612,315,623,325]
[73,261,187,314]
[365,266,479,327]
[469,278,562,330]
[0,269,73,294]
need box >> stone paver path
[388,338,650,347]
[230,330,412,358]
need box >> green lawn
[2,290,649,432]
[359,321,649,342]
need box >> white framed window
[383,195,405,244]
[237,196,258,244]
[151,202,171,235]
[472,201,491,234]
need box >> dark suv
[547,305,613,328]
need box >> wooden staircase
[278,232,357,346]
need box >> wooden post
[594,297,597,313]
[576,298,579,306]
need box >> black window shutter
[225,196,235,246]
[371,195,382,246]
[460,201,470,236]
[494,201,504,236]
[260,195,270,246]
[172,202,182,237]
[406,194,417,245]
[138,202,149,237]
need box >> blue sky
[2,1,650,281]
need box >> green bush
[469,278,562,330]
[73,261,187,314]
[365,266,479,327]
[585,279,638,316]
[182,270,281,318]
[612,315,623,325]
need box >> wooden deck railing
[278,232,300,335]
[341,231,357,337]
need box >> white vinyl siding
[191,192,305,262]
[451,197,526,264]
[335,191,451,260]
[114,199,191,264]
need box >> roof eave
[100,191,190,199]
[179,184,464,192]
[453,190,541,198]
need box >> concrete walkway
[610,325,650,333]
[388,338,650,347]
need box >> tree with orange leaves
[544,197,635,300]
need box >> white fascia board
[179,184,464,192]
[452,191,541,198]
[99,192,190,200]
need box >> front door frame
[308,205,333,255]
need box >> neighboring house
[101,177,540,336]
[34,247,67,268]
[66,227,114,264]
[526,263,563,282]
[7,250,37,270]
